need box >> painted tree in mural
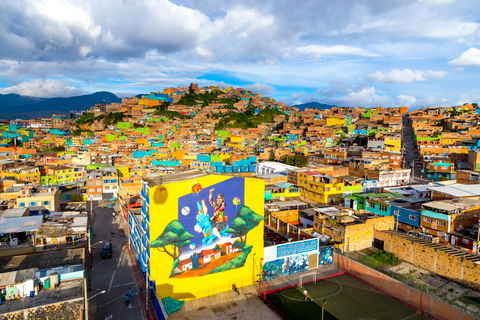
[150,220,194,260]
[226,206,263,244]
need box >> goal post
[299,272,317,287]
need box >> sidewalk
[119,213,157,320]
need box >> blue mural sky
[177,177,245,259]
[0,0,480,109]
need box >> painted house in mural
[128,169,264,318]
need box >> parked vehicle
[102,242,112,259]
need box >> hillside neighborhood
[1,84,480,319]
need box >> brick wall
[384,231,480,290]
[1,298,83,320]
[334,254,474,320]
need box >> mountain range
[293,101,337,111]
[0,92,121,120]
[0,92,336,120]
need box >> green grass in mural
[207,244,252,274]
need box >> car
[102,242,112,259]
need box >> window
[337,187,341,191]
[367,202,375,209]
[111,179,117,183]
[462,238,469,245]
[437,221,445,227]
[43,201,49,205]
[423,217,432,223]
[20,203,25,207]
[409,215,416,221]
[323,187,330,192]
[30,202,36,206]
[379,205,387,212]
[96,188,101,192]
[104,179,110,183]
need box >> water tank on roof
[232,165,239,172]
[216,166,224,173]
[224,166,232,173]
[50,273,59,288]
[240,166,247,172]
[248,164,255,172]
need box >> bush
[369,250,399,265]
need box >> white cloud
[456,92,480,105]
[0,79,86,98]
[329,87,394,108]
[287,45,380,60]
[449,48,480,67]
[419,0,457,5]
[244,83,275,96]
[366,69,447,83]
[396,94,416,107]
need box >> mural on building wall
[318,246,333,266]
[262,253,309,280]
[150,177,263,278]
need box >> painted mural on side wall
[150,177,263,280]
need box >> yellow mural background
[149,175,265,301]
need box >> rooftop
[427,183,480,198]
[0,216,43,234]
[0,248,84,272]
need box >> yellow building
[384,136,401,152]
[298,171,344,204]
[2,167,41,185]
[16,188,60,212]
[325,118,346,126]
[134,170,264,302]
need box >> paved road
[402,114,432,185]
[88,205,144,320]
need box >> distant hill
[293,101,337,111]
[0,92,121,120]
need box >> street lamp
[322,300,327,320]
[88,290,106,301]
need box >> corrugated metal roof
[0,216,42,234]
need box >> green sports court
[265,274,429,320]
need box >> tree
[269,150,276,161]
[150,220,194,261]
[472,103,478,108]
[293,153,307,167]
[226,206,263,244]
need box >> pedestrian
[303,289,308,300]
[139,286,142,294]
[125,294,130,306]
[128,288,132,298]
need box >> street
[88,205,144,320]
[402,114,431,185]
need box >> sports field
[266,274,429,320]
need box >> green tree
[472,103,478,108]
[293,153,307,167]
[150,220,194,261]
[226,206,263,243]
[269,150,276,161]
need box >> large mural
[149,175,264,300]
[262,238,319,280]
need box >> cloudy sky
[0,0,479,109]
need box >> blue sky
[0,0,480,109]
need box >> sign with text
[276,239,319,258]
